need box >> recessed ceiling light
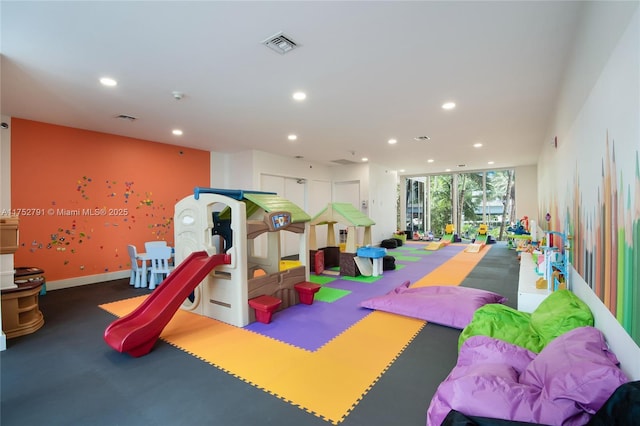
[442,102,456,110]
[288,134,297,141]
[399,169,405,172]
[445,168,452,172]
[388,138,397,145]
[100,77,117,87]
[172,129,183,136]
[473,143,483,148]
[292,91,306,101]
[427,159,434,163]
[361,157,368,162]
[488,161,495,165]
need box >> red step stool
[294,282,322,305]
[248,295,282,324]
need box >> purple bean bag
[427,326,629,426]
[359,281,507,329]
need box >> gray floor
[1,242,520,426]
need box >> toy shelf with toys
[517,229,570,313]
[506,215,533,251]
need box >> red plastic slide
[104,251,231,357]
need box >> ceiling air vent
[262,32,298,55]
[332,159,359,165]
[116,114,137,122]
[414,136,431,141]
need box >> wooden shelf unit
[1,279,45,339]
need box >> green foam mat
[394,255,422,262]
[309,275,338,285]
[314,286,351,303]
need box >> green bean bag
[458,289,593,353]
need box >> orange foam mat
[413,246,490,287]
[100,246,489,424]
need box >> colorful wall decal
[11,119,210,281]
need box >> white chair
[147,245,173,290]
[127,245,145,288]
[144,241,167,252]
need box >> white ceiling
[1,1,584,175]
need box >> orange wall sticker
[10,119,210,281]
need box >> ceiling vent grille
[116,114,137,122]
[262,32,298,55]
[332,159,359,165]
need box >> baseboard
[571,267,640,380]
[46,270,130,291]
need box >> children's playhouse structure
[174,187,313,327]
[308,202,376,276]
[104,187,316,357]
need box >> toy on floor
[356,246,387,277]
[465,224,488,253]
[425,241,446,251]
[440,224,461,244]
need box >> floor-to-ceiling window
[404,169,515,241]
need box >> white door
[308,180,332,248]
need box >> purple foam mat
[244,244,465,351]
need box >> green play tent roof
[193,187,310,222]
[310,202,375,227]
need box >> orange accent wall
[10,118,210,281]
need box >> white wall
[232,151,256,189]
[252,150,333,184]
[552,2,638,136]
[538,2,640,378]
[514,165,537,223]
[210,151,255,190]
[210,151,230,189]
